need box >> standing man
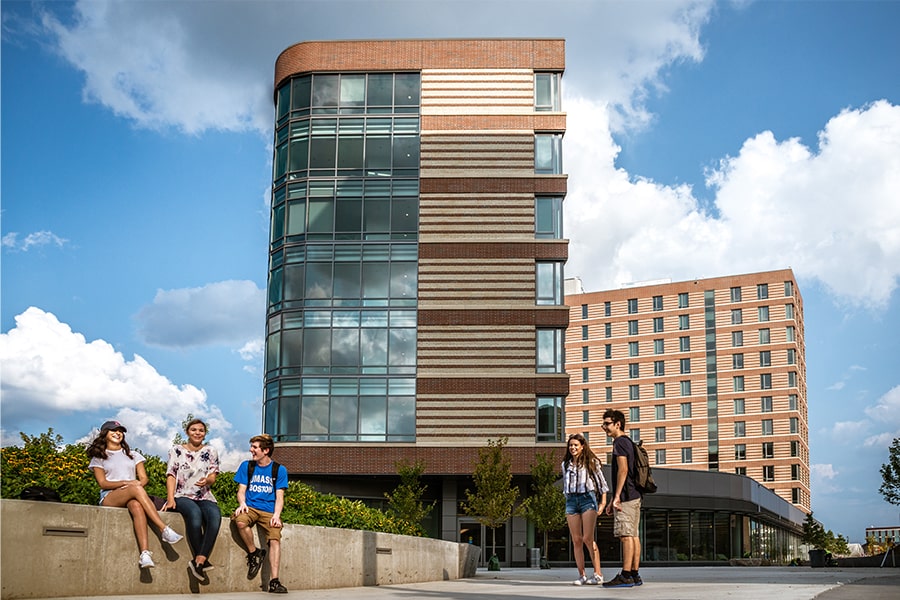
[602,409,643,588]
[233,434,289,594]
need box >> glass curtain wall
[266,73,421,442]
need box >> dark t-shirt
[611,435,642,502]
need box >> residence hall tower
[565,269,810,513]
[264,39,569,560]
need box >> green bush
[2,429,422,537]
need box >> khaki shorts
[232,507,282,541]
[613,498,642,538]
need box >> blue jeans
[174,498,221,559]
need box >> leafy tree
[801,511,828,550]
[878,437,900,505]
[461,437,520,568]
[0,429,93,503]
[520,451,565,567]
[384,459,435,536]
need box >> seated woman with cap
[87,420,184,569]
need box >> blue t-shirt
[234,460,288,513]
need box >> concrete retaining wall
[0,499,480,599]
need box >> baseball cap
[100,420,127,433]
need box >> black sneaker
[247,548,267,579]
[188,559,207,581]
[632,573,643,586]
[602,573,635,588]
[268,578,288,594]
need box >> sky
[2,0,899,542]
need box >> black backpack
[630,439,658,494]
[19,486,62,502]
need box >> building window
[734,398,745,414]
[681,402,692,418]
[680,358,691,374]
[582,346,589,361]
[731,309,743,325]
[582,367,589,382]
[761,396,773,412]
[730,286,742,302]
[581,325,588,340]
[785,303,794,319]
[735,444,746,460]
[536,396,563,442]
[786,325,795,342]
[534,72,561,111]
[681,425,692,441]
[680,380,692,396]
[653,317,664,332]
[733,353,744,369]
[676,336,688,352]
[582,410,590,426]
[629,363,640,378]
[627,298,638,314]
[654,338,665,354]
[758,306,769,322]
[655,404,666,420]
[654,360,665,376]
[790,417,799,433]
[581,304,588,319]
[629,341,639,357]
[678,292,689,308]
[536,262,563,305]
[733,422,745,438]
[791,488,801,504]
[604,301,611,317]
[789,394,798,410]
[628,320,639,335]
[605,344,612,359]
[654,382,666,398]
[682,447,693,463]
[784,281,794,297]
[605,366,612,381]
[656,449,666,464]
[629,384,640,400]
[654,426,666,442]
[629,407,641,422]
[605,322,612,338]
[762,442,774,458]
[790,440,799,457]
[760,373,772,390]
[630,429,641,443]
[787,348,796,365]
[535,197,563,239]
[736,466,747,476]
[733,375,744,392]
[536,328,563,373]
[653,295,663,311]
[791,464,800,480]
[759,328,770,344]
[732,330,743,347]
[605,386,613,401]
[757,283,768,300]
[678,314,690,330]
[534,134,562,174]
[759,350,771,367]
[762,420,774,436]
[582,389,589,404]
[763,465,774,481]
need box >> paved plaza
[33,566,899,600]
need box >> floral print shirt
[166,444,219,503]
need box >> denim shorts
[565,491,598,515]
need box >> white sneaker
[161,526,183,544]
[587,573,603,585]
[139,551,155,569]
[573,575,588,585]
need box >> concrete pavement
[30,566,899,600]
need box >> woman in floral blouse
[164,418,221,581]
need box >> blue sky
[2,0,899,542]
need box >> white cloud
[135,280,264,349]
[0,307,246,459]
[864,385,900,428]
[564,99,900,310]
[1,230,68,251]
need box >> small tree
[801,511,828,550]
[461,437,519,569]
[878,437,900,506]
[520,451,565,567]
[384,459,435,536]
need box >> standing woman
[87,420,184,569]
[164,418,221,581]
[562,432,609,585]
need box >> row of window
[579,319,797,340]
[581,345,797,369]
[580,391,801,415]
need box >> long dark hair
[563,433,603,489]
[86,429,133,460]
